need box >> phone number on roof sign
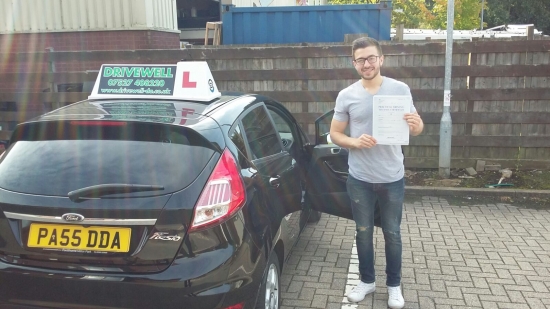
[107,79,166,87]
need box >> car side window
[267,107,298,155]
[316,110,349,145]
[229,124,251,168]
[241,105,282,160]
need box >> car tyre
[307,210,322,223]
[256,253,281,309]
[303,194,321,224]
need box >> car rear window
[0,121,216,196]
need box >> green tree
[428,0,482,30]
[328,0,433,28]
[484,0,550,35]
[328,0,379,3]
[392,0,433,28]
[329,0,549,34]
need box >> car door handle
[330,147,341,154]
[323,161,349,177]
[269,175,281,188]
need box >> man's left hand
[404,112,424,136]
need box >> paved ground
[280,196,550,309]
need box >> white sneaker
[387,286,405,309]
[346,281,375,303]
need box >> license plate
[28,223,131,253]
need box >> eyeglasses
[353,56,380,65]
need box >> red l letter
[182,72,197,88]
[179,108,195,125]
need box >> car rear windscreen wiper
[68,184,165,202]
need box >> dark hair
[351,37,383,58]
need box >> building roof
[391,24,544,40]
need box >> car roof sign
[88,61,221,102]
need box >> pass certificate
[372,95,411,145]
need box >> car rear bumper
[0,219,266,309]
[0,273,255,309]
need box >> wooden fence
[0,39,549,169]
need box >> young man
[329,37,424,308]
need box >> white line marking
[341,239,359,309]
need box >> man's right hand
[331,118,377,149]
[354,134,377,149]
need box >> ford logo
[61,213,85,222]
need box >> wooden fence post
[46,47,56,94]
[526,25,534,40]
[344,33,368,43]
[395,24,404,42]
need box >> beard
[359,66,380,81]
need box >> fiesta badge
[61,213,85,222]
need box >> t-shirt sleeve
[333,92,349,122]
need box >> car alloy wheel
[265,264,279,309]
[258,254,280,309]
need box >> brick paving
[280,196,550,309]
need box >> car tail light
[223,303,244,309]
[189,148,245,231]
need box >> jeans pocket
[346,177,360,203]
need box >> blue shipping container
[221,3,392,45]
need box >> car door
[240,103,303,239]
[264,102,309,247]
[307,110,388,226]
[305,110,354,220]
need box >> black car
[0,62,353,309]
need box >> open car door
[305,110,353,220]
[306,110,382,225]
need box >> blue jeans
[346,175,404,287]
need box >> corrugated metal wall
[222,3,392,44]
[232,0,327,7]
[232,0,295,7]
[0,0,178,33]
